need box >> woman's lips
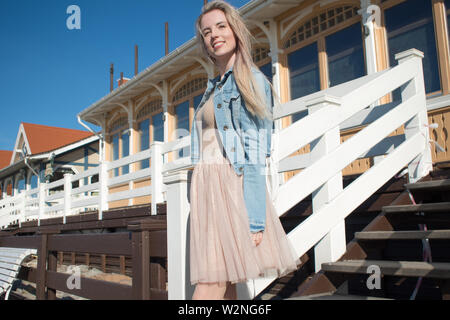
[213,41,224,50]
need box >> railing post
[63,173,72,224]
[128,218,166,300]
[36,228,60,300]
[151,142,164,216]
[163,169,192,300]
[396,49,432,183]
[307,95,346,272]
[47,249,58,300]
[38,181,47,227]
[98,161,109,220]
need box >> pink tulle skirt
[189,158,301,286]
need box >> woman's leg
[192,282,228,300]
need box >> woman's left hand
[251,231,263,246]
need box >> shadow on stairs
[257,165,450,300]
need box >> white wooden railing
[251,48,432,297]
[0,48,433,301]
[0,142,166,228]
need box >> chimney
[117,72,130,87]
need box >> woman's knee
[193,282,227,300]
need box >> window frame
[283,4,364,97]
[380,0,450,96]
[136,98,164,147]
[107,114,129,177]
[170,76,208,138]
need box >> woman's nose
[210,27,219,38]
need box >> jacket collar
[208,66,234,89]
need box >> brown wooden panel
[46,270,133,300]
[47,233,132,256]
[40,217,64,226]
[0,236,39,249]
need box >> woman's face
[200,9,237,68]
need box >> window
[173,78,207,102]
[259,62,273,84]
[109,115,130,177]
[121,130,130,175]
[284,6,359,49]
[137,98,164,169]
[385,0,440,96]
[252,47,270,63]
[284,5,364,122]
[175,100,190,158]
[288,42,320,122]
[194,94,203,111]
[17,176,26,194]
[112,133,120,177]
[139,119,150,169]
[171,77,207,159]
[153,113,164,142]
[326,22,365,87]
[6,181,13,197]
[30,174,38,198]
[175,101,190,134]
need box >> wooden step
[322,260,450,279]
[286,292,392,300]
[405,179,450,191]
[355,230,450,240]
[383,202,450,214]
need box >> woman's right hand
[251,231,263,246]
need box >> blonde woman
[189,0,300,300]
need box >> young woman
[189,0,300,300]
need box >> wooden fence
[0,217,167,300]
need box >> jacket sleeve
[241,71,274,233]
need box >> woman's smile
[212,41,225,50]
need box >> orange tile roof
[0,151,13,169]
[22,122,94,155]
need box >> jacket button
[231,147,235,152]
[239,167,243,172]
[223,125,228,131]
[217,84,222,90]
[218,103,222,109]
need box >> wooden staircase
[259,166,450,300]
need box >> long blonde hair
[196,0,271,120]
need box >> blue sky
[0,0,250,151]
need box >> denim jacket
[190,67,273,233]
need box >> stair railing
[251,48,432,296]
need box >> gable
[10,123,93,165]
